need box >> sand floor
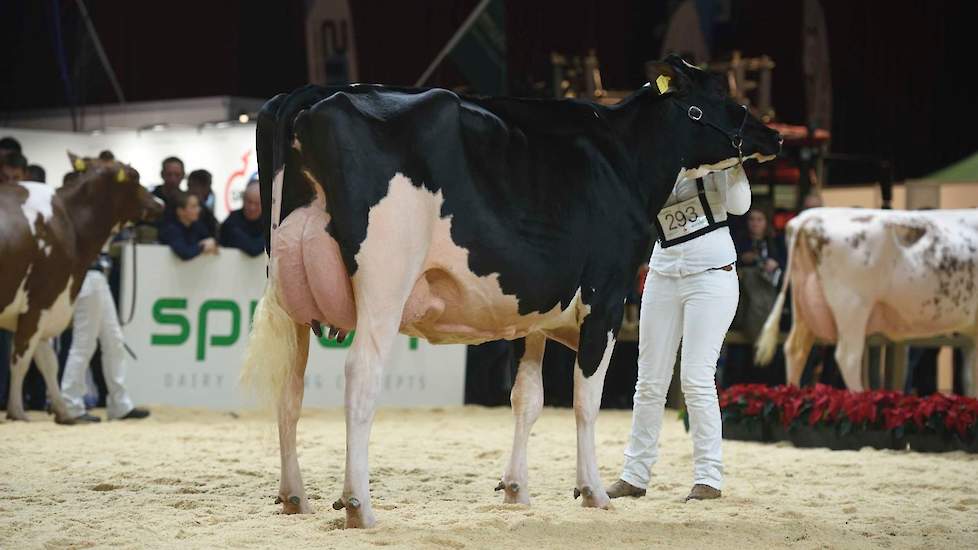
[2,405,977,549]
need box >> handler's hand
[200,238,219,255]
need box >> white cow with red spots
[756,207,978,394]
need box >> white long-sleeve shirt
[649,166,751,277]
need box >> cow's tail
[240,263,298,410]
[755,217,802,365]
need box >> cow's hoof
[575,486,612,509]
[278,494,312,514]
[496,480,528,505]
[344,506,376,529]
[6,411,29,422]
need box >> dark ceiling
[1,0,976,181]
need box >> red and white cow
[756,207,978,394]
[0,154,162,422]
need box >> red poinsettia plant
[716,384,978,441]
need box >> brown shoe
[685,484,721,501]
[606,479,646,499]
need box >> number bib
[656,195,710,242]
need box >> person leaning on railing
[158,191,218,260]
[219,179,265,257]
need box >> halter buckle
[687,106,703,121]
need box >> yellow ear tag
[73,158,86,172]
[116,168,127,183]
[656,74,672,95]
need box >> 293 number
[666,206,699,230]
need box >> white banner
[0,125,259,221]
[118,245,466,409]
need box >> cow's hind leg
[338,279,419,528]
[6,329,42,421]
[241,275,314,514]
[499,333,546,505]
[573,333,616,509]
[278,323,312,514]
[784,311,815,387]
[332,173,439,528]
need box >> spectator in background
[736,209,785,284]
[0,136,21,160]
[159,191,218,260]
[1,152,28,184]
[187,169,218,238]
[723,208,786,388]
[98,150,115,165]
[26,164,45,183]
[220,179,265,256]
[152,156,185,217]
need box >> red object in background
[636,265,650,295]
[747,157,802,186]
[765,122,831,147]
[718,383,978,437]
[773,211,796,232]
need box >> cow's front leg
[33,340,72,422]
[783,307,815,387]
[572,333,615,509]
[499,334,546,505]
[278,324,312,514]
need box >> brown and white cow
[0,154,162,423]
[756,207,978,394]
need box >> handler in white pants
[608,165,750,501]
[60,268,146,422]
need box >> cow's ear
[116,167,127,183]
[645,61,681,95]
[67,151,86,172]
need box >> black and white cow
[242,54,782,528]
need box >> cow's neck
[607,96,685,222]
[60,177,123,267]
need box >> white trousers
[620,267,739,491]
[60,271,134,419]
